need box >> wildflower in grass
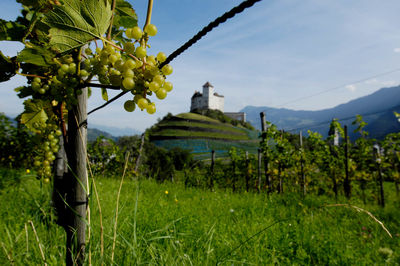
[165,190,168,195]
[26,169,30,174]
[175,198,178,203]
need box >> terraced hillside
[147,113,260,159]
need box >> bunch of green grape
[82,23,173,114]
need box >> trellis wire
[88,0,263,115]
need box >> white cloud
[345,84,357,92]
[394,48,400,53]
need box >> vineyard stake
[344,125,351,199]
[259,112,271,192]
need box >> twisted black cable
[160,0,263,68]
[88,0,263,115]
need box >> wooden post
[210,150,215,190]
[245,151,250,192]
[343,125,351,199]
[259,112,271,192]
[299,131,306,196]
[260,112,266,132]
[65,88,88,266]
[374,145,385,207]
[257,148,262,192]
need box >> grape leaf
[0,51,18,82]
[101,88,108,101]
[0,19,27,41]
[21,108,48,131]
[41,0,112,54]
[114,0,138,28]
[17,44,56,67]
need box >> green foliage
[191,108,255,130]
[0,113,36,168]
[0,19,27,41]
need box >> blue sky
[1,0,400,133]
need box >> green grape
[162,64,173,75]
[105,45,115,54]
[137,98,149,110]
[109,54,118,64]
[122,69,134,78]
[43,84,50,91]
[156,88,167,99]
[124,59,136,69]
[96,47,102,54]
[45,151,53,159]
[114,60,124,71]
[61,64,69,72]
[157,52,167,63]
[110,68,121,76]
[33,77,41,83]
[68,63,77,74]
[52,147,59,153]
[124,100,136,112]
[125,28,134,39]
[34,160,41,167]
[48,134,54,140]
[144,24,157,36]
[135,46,146,59]
[164,81,173,92]
[124,42,136,54]
[131,26,143,40]
[38,88,46,94]
[122,77,135,90]
[146,103,156,114]
[100,54,109,65]
[50,155,56,161]
[43,160,50,167]
[147,55,156,65]
[134,94,143,103]
[149,81,160,92]
[80,69,89,77]
[153,75,164,85]
[32,82,41,91]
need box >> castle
[190,82,246,122]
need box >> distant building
[190,82,246,122]
[191,82,224,112]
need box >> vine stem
[144,0,154,28]
[16,72,46,79]
[107,0,117,40]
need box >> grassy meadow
[0,167,399,265]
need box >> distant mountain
[89,123,141,137]
[87,128,117,142]
[241,85,400,140]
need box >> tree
[0,0,173,264]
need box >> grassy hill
[147,112,260,159]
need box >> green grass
[176,112,221,122]
[1,168,399,265]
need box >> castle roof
[191,91,202,99]
[203,81,213,87]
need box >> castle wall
[224,112,246,122]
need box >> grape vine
[2,0,174,180]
